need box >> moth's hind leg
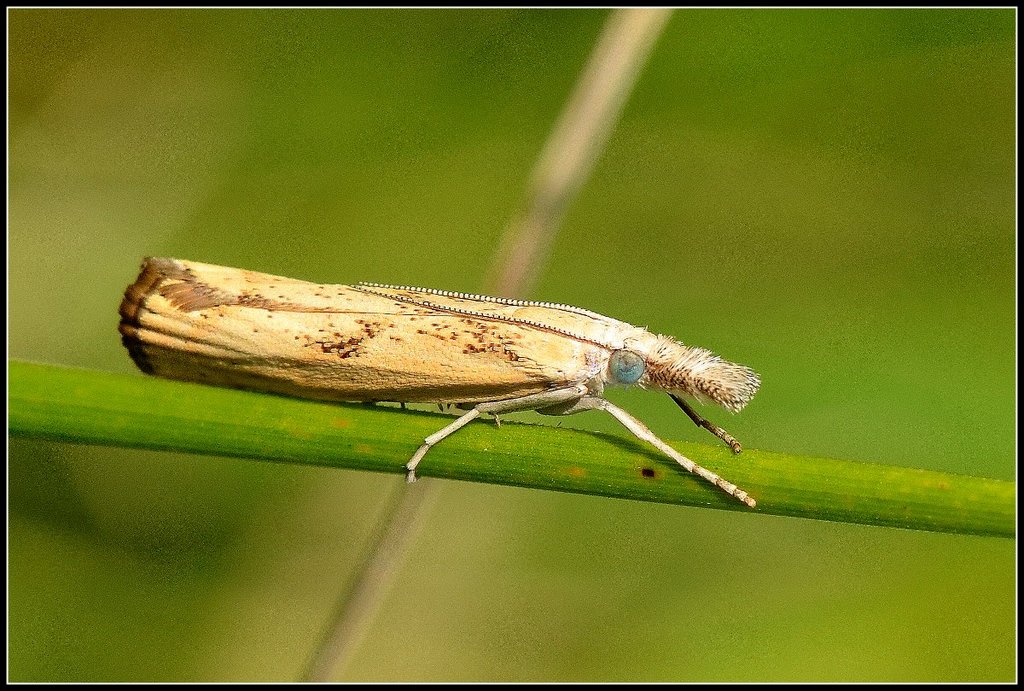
[405,386,587,482]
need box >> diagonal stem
[488,8,674,298]
[302,8,675,681]
[298,480,440,681]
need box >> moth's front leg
[538,396,756,508]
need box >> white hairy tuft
[644,337,760,412]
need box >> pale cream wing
[119,258,604,403]
[354,282,637,349]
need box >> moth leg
[539,396,755,508]
[670,394,743,454]
[405,385,587,483]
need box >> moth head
[608,333,760,413]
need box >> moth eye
[609,349,645,384]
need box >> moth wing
[354,283,633,348]
[120,258,602,404]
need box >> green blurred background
[8,8,1015,682]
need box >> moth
[119,258,761,507]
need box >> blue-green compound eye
[609,349,645,384]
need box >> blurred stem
[309,8,676,682]
[296,8,678,681]
[10,360,1016,539]
[487,7,674,298]
[299,478,440,681]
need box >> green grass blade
[8,360,1015,537]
